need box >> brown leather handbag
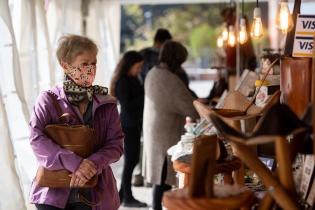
[35,92,98,188]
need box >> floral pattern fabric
[65,63,96,87]
[63,75,108,105]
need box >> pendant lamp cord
[242,0,244,17]
[256,0,258,8]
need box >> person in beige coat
[143,40,199,210]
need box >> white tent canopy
[1,1,315,210]
[0,0,120,209]
[121,0,268,4]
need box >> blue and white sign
[293,14,315,57]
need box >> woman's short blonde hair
[56,34,98,64]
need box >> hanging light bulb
[228,25,236,47]
[222,22,229,41]
[276,0,294,33]
[238,18,248,44]
[217,35,224,48]
[251,7,264,39]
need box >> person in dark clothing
[177,68,198,99]
[139,28,172,83]
[152,159,171,210]
[109,51,147,208]
[206,77,228,105]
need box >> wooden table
[173,156,242,187]
[163,188,255,210]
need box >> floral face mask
[64,63,96,87]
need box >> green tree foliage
[124,5,144,24]
[154,4,222,44]
[121,3,269,67]
[189,24,221,58]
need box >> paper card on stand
[299,155,315,200]
[306,179,315,207]
[293,14,315,58]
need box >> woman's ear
[60,61,68,72]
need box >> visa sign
[293,15,315,58]
[296,15,315,35]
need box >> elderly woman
[143,40,199,210]
[29,35,124,210]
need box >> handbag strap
[47,92,63,120]
[78,190,101,207]
[47,91,82,124]
[77,179,105,207]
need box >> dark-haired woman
[110,51,147,208]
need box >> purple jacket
[29,85,124,210]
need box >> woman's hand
[69,159,97,187]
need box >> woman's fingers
[88,166,97,176]
[70,172,94,187]
[70,160,97,187]
[81,160,97,174]
[78,165,97,179]
[84,159,96,168]
[89,171,95,179]
[77,171,89,182]
[74,176,81,187]
[69,174,76,187]
[77,178,86,187]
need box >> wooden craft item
[313,37,315,160]
[280,57,312,117]
[275,136,296,196]
[258,193,274,210]
[193,59,280,119]
[163,189,255,210]
[208,112,306,210]
[188,135,217,198]
[173,157,242,186]
[232,143,300,210]
[193,90,280,122]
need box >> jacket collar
[49,85,116,123]
[51,85,116,107]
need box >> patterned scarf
[63,75,108,105]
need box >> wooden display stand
[192,90,280,186]
[312,37,315,161]
[163,135,255,210]
[208,111,306,210]
[280,57,312,117]
[173,156,242,187]
[163,189,254,210]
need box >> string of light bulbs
[217,0,293,48]
[238,0,248,44]
[276,0,294,33]
[251,0,263,39]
